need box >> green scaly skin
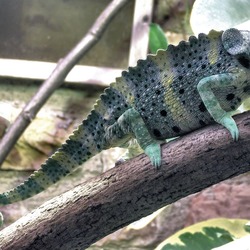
[0,28,249,214]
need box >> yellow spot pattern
[208,39,219,65]
[152,52,198,130]
[207,30,221,65]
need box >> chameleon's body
[0,28,249,206]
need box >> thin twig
[0,0,129,166]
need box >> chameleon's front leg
[197,72,243,141]
[106,108,162,168]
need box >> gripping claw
[145,143,162,169]
[219,115,239,141]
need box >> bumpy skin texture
[0,28,249,206]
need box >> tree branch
[0,112,249,250]
[0,0,129,167]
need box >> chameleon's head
[222,28,250,57]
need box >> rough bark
[0,112,249,250]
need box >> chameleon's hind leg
[197,72,245,141]
[106,108,162,168]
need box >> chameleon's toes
[232,127,239,141]
[152,156,161,169]
[145,143,161,169]
[219,115,239,141]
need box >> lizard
[0,28,249,208]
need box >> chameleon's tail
[0,65,136,205]
[0,110,110,205]
[0,81,132,205]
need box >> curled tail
[0,79,133,205]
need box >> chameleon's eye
[222,28,249,56]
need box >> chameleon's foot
[219,115,239,141]
[145,143,161,169]
[0,212,3,227]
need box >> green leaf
[244,221,250,233]
[155,218,250,250]
[161,228,233,250]
[149,23,168,54]
[0,212,3,227]
[190,0,250,35]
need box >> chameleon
[0,28,249,207]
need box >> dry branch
[0,112,249,250]
[0,0,129,166]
